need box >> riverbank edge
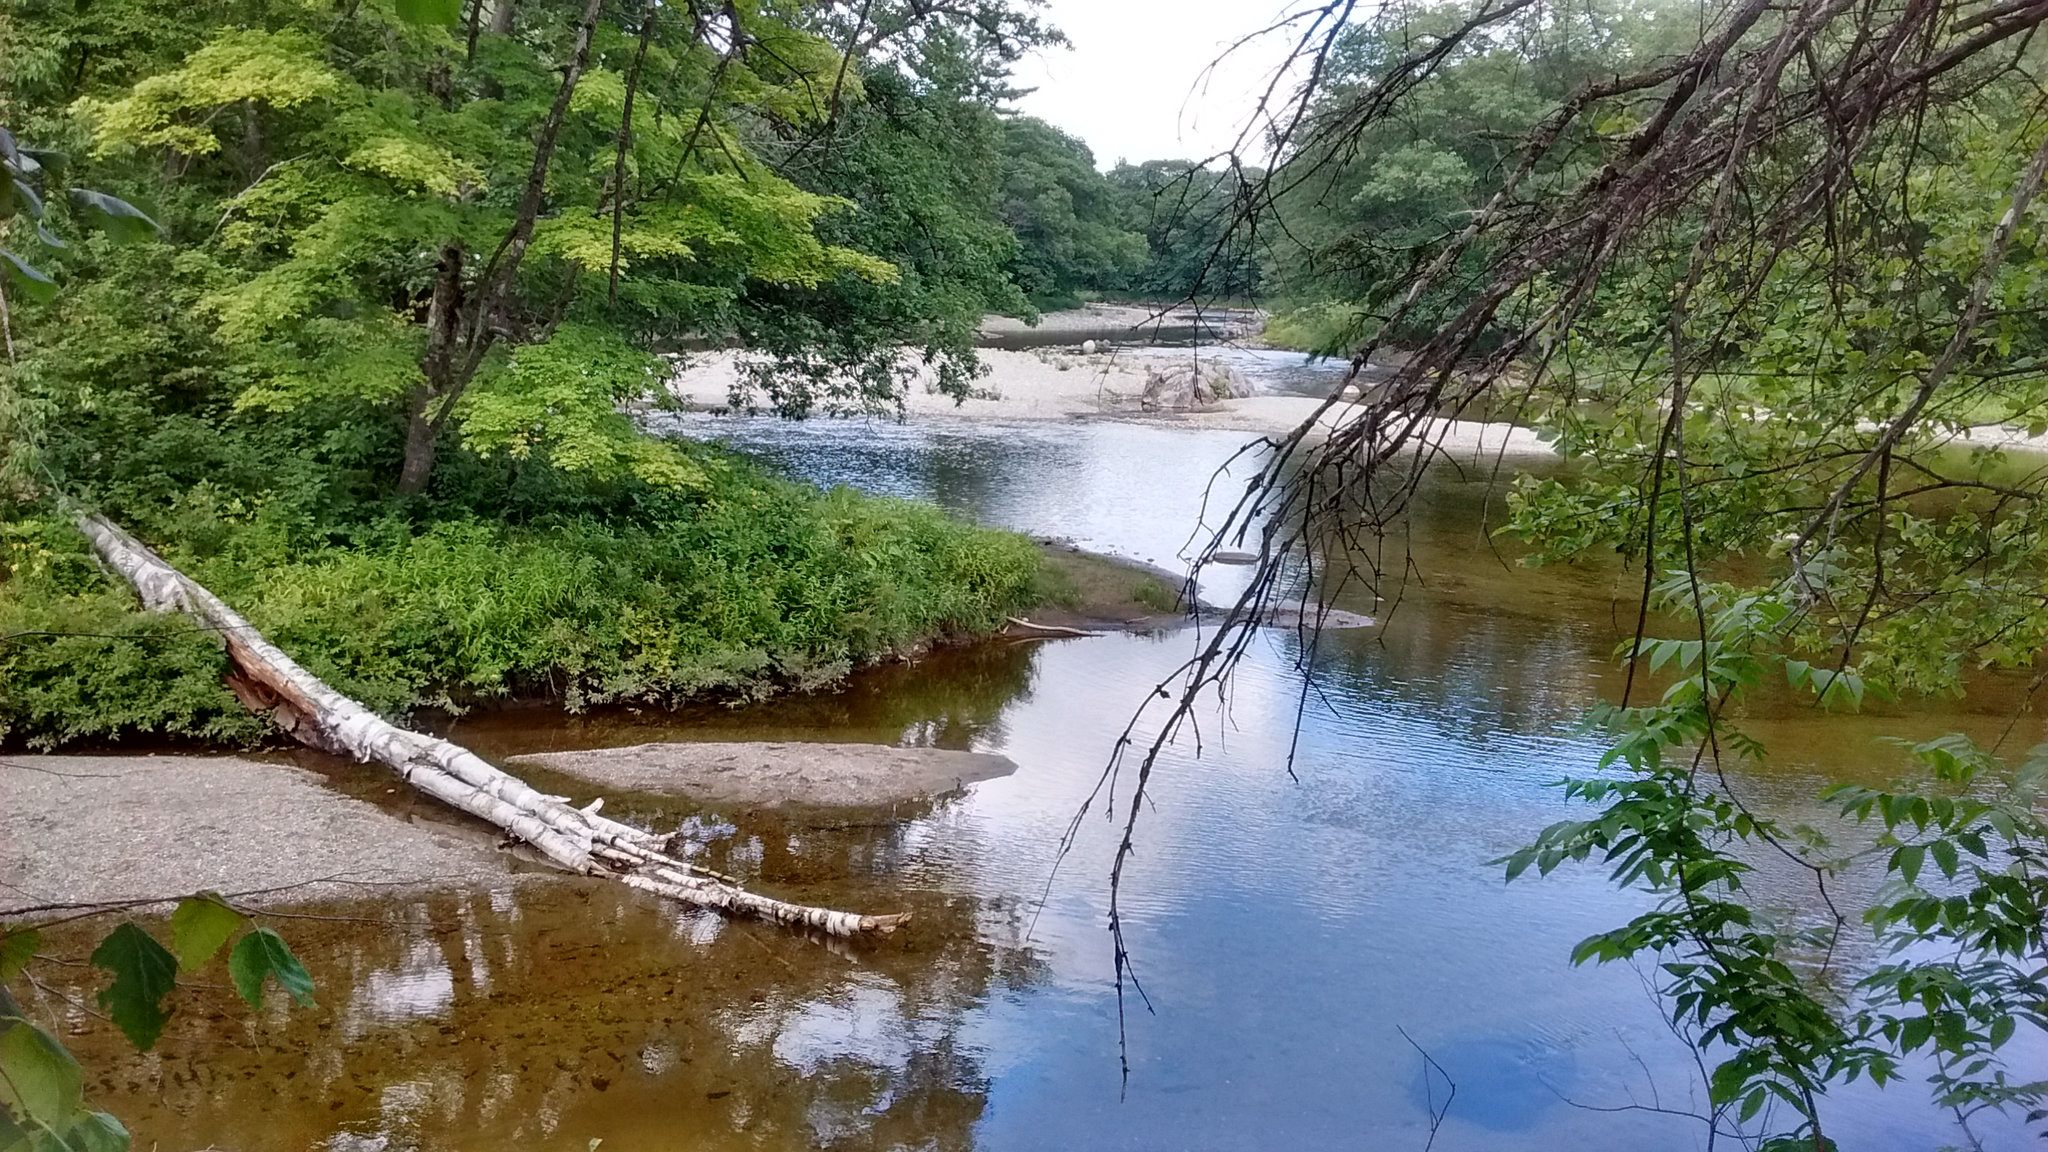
[0,543,1188,904]
[0,537,1184,757]
[0,754,530,912]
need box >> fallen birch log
[74,512,908,937]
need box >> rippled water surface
[38,407,2048,1150]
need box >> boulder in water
[1140,363,1253,410]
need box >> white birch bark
[75,513,908,937]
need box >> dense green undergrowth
[0,450,1046,750]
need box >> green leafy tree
[63,2,901,493]
[1261,0,1695,351]
[0,0,1063,751]
[726,26,1039,414]
[4,0,1077,494]
[1104,159,1263,302]
[996,116,1145,309]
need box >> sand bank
[667,346,1555,456]
[1,755,513,911]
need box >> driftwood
[1002,616,1101,638]
[74,513,908,937]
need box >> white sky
[1009,0,1308,169]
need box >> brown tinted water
[28,414,2048,1151]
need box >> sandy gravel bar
[665,346,1556,454]
[509,741,1016,808]
[1,755,511,912]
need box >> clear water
[37,412,2046,1151]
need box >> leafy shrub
[0,521,266,747]
[1259,301,1368,356]
[0,455,1044,749]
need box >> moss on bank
[0,453,1051,750]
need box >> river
[37,356,2048,1150]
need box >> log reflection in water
[34,786,1041,1151]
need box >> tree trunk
[479,0,514,98]
[74,511,909,938]
[0,268,15,366]
[399,243,467,496]
[405,0,603,493]
[397,398,440,495]
[608,8,656,310]
[240,99,266,184]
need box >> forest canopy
[0,0,1114,744]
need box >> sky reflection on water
[34,406,2048,1151]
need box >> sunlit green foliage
[52,1,895,487]
[0,0,1064,749]
[0,0,1064,499]
[0,445,1044,747]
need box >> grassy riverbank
[0,448,1054,750]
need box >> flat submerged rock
[1,756,511,911]
[508,741,1016,809]
[1255,605,1376,630]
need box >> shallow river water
[39,406,2048,1150]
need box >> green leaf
[1989,1014,2014,1049]
[1985,809,2017,842]
[1737,1086,1766,1122]
[228,928,314,1010]
[65,189,160,245]
[0,931,36,983]
[1892,842,1925,886]
[0,1017,82,1129]
[1927,837,1957,879]
[169,896,245,973]
[1901,1014,1934,1051]
[62,1111,129,1152]
[394,0,463,25]
[88,923,178,1052]
[0,250,58,304]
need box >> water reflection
[443,641,1042,761]
[45,870,1018,1150]
[646,415,1265,583]
[29,414,2048,1150]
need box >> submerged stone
[508,742,1017,809]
